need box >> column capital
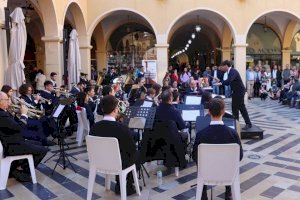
[42,36,63,43]
[221,48,231,52]
[155,43,169,48]
[95,50,106,54]
[232,43,248,48]
[281,49,292,53]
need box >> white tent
[5,7,27,90]
[67,29,81,89]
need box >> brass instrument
[53,87,72,97]
[11,96,36,109]
[96,72,104,85]
[118,100,129,114]
[10,104,44,119]
[33,94,52,105]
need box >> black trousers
[232,93,251,125]
[8,140,48,172]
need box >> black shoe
[225,190,232,200]
[201,191,208,200]
[11,169,32,182]
[242,124,252,130]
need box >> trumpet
[10,104,44,119]
[33,94,52,105]
[11,96,36,109]
[53,87,72,97]
[118,100,129,114]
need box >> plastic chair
[86,135,140,200]
[0,141,37,190]
[76,108,90,146]
[195,144,241,200]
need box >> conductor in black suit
[0,92,48,182]
[90,95,140,196]
[214,60,252,130]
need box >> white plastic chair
[76,108,90,146]
[195,144,241,200]
[0,141,37,190]
[86,135,140,200]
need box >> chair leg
[231,178,241,200]
[195,178,204,200]
[87,167,96,200]
[27,156,37,184]
[175,167,179,177]
[0,160,11,190]
[105,174,110,191]
[132,167,141,196]
[120,173,127,200]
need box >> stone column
[221,48,231,61]
[155,43,169,85]
[42,36,64,87]
[233,43,247,84]
[282,49,291,67]
[80,45,92,79]
[95,50,107,71]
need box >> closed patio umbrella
[67,29,81,89]
[5,7,27,91]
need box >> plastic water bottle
[157,170,163,187]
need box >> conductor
[214,60,252,130]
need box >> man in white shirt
[246,66,255,98]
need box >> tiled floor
[1,98,300,200]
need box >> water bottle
[157,170,163,187]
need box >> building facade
[1,0,300,86]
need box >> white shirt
[213,70,217,78]
[272,70,277,79]
[210,120,224,125]
[223,72,228,81]
[103,115,116,121]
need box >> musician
[185,80,202,95]
[76,92,95,127]
[1,85,14,98]
[96,85,116,115]
[50,72,58,88]
[90,95,140,195]
[128,77,147,106]
[215,60,252,130]
[19,84,42,109]
[39,81,58,116]
[133,88,155,107]
[80,73,89,85]
[192,98,243,200]
[155,90,188,143]
[0,91,48,182]
[85,86,97,113]
[70,82,85,96]
[172,90,180,108]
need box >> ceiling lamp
[186,44,190,47]
[195,25,201,32]
[191,33,196,39]
[188,40,192,44]
[185,47,188,50]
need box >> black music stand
[123,106,156,186]
[45,99,77,175]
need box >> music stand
[45,99,77,175]
[123,106,156,186]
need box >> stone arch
[166,7,237,44]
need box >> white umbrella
[5,7,27,90]
[67,29,81,89]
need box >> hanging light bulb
[188,40,192,44]
[191,33,196,39]
[185,47,188,50]
[195,25,201,32]
[186,44,190,47]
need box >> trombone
[11,96,36,109]
[33,94,52,105]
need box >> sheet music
[53,105,65,118]
[185,96,201,105]
[141,101,153,107]
[182,110,200,121]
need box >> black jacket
[0,109,27,156]
[222,68,246,96]
[192,124,243,162]
[90,120,137,169]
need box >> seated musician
[19,84,42,109]
[96,85,115,115]
[192,98,243,200]
[201,91,212,109]
[0,92,48,182]
[85,86,97,113]
[39,81,58,116]
[1,85,14,99]
[186,80,202,95]
[76,92,95,127]
[90,95,141,195]
[128,77,147,106]
[70,82,85,96]
[172,90,180,108]
[155,90,188,143]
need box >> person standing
[35,69,46,92]
[214,60,252,130]
[282,64,291,85]
[246,66,255,99]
